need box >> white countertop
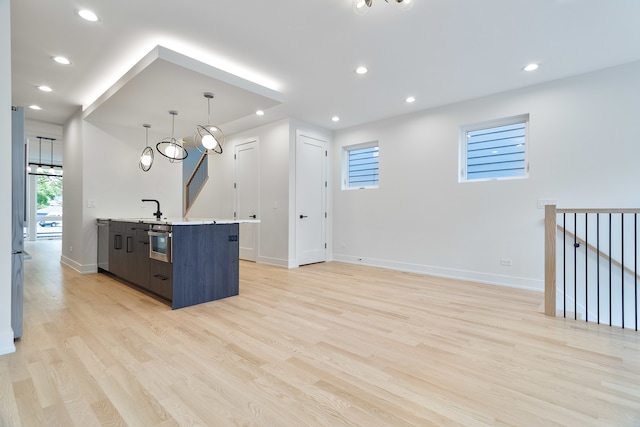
[99,217,260,226]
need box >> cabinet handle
[126,236,133,253]
[114,234,122,250]
[153,274,168,281]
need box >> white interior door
[235,140,259,262]
[296,132,327,266]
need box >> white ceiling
[10,0,640,139]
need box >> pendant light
[48,141,55,174]
[156,110,188,163]
[36,137,44,173]
[195,92,224,154]
[139,124,154,171]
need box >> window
[342,141,379,189]
[460,114,529,182]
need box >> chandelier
[353,0,414,15]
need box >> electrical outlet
[501,258,512,266]
[87,199,96,208]
[69,246,73,252]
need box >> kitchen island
[97,218,255,309]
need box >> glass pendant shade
[156,111,188,163]
[139,124,154,172]
[195,92,224,154]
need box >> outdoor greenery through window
[38,175,62,209]
[36,175,63,232]
[460,114,529,182]
[343,141,379,189]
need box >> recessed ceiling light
[52,56,71,65]
[332,116,340,122]
[256,110,265,116]
[78,9,99,22]
[29,105,42,110]
[37,85,53,92]
[405,96,416,103]
[355,66,368,75]
[523,63,539,72]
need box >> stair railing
[184,151,209,216]
[545,205,640,330]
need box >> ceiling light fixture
[52,56,71,65]
[356,66,368,75]
[29,105,42,110]
[405,96,416,103]
[332,116,340,122]
[37,85,53,92]
[29,137,62,176]
[157,110,188,163]
[353,0,414,15]
[48,142,55,174]
[78,9,99,22]
[195,92,224,155]
[36,138,44,173]
[139,124,154,172]
[523,63,539,72]
[256,110,265,116]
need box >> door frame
[294,130,329,267]
[234,138,260,262]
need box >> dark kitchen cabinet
[171,223,239,309]
[131,225,150,288]
[99,221,239,309]
[108,221,126,278]
[148,259,173,300]
[108,221,150,289]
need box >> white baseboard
[60,256,97,274]
[332,254,544,292]
[256,256,290,268]
[0,328,16,355]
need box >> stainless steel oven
[148,224,172,263]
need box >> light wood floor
[2,240,640,426]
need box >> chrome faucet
[141,199,162,220]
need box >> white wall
[61,110,85,272]
[332,60,640,291]
[189,119,292,266]
[0,0,15,355]
[62,117,183,273]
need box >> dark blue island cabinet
[98,220,239,309]
[171,223,239,309]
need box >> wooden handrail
[558,208,640,214]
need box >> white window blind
[343,142,379,189]
[461,115,528,182]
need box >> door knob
[249,215,257,219]
[300,214,308,219]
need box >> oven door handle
[148,231,172,238]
